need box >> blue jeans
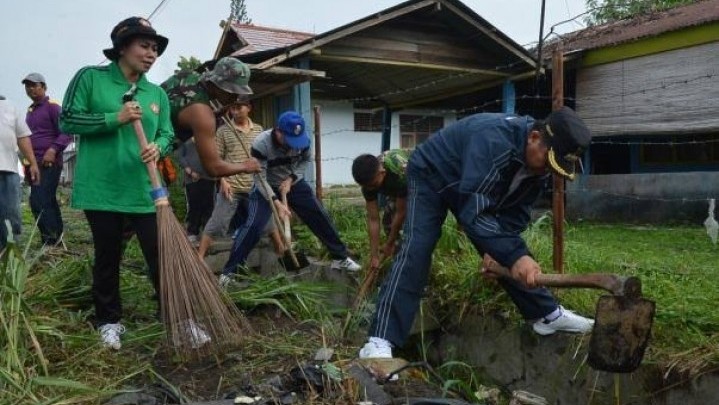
[222,179,348,274]
[0,171,22,251]
[369,162,559,347]
[29,165,63,244]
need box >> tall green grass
[227,273,331,320]
[0,224,96,403]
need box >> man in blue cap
[219,111,360,285]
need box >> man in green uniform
[161,57,260,177]
[352,150,410,272]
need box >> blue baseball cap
[277,111,310,149]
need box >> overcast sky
[0,0,588,107]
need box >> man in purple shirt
[22,73,72,245]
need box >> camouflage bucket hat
[200,57,253,95]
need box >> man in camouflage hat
[161,56,259,177]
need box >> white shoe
[99,323,126,350]
[185,320,211,349]
[533,306,595,336]
[187,234,199,243]
[173,319,212,349]
[332,257,361,272]
[359,337,393,359]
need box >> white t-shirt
[0,100,31,173]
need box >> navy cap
[545,106,592,181]
[277,111,310,150]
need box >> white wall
[314,100,456,185]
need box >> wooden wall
[576,41,719,137]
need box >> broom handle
[123,85,168,205]
[131,120,169,205]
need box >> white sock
[544,307,563,322]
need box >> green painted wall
[581,23,719,67]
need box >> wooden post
[552,44,565,274]
[313,105,323,201]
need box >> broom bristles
[156,205,251,357]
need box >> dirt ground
[145,309,453,404]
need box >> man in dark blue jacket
[359,107,594,359]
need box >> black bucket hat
[103,17,169,61]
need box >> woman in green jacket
[60,17,184,350]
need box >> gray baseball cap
[22,73,46,85]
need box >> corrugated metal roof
[545,0,719,54]
[230,23,313,56]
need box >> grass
[314,196,719,375]
[3,186,719,403]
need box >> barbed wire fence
[284,66,719,244]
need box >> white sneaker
[187,234,199,243]
[359,337,393,359]
[172,319,212,349]
[99,323,126,350]
[332,257,361,272]
[533,306,595,336]
[184,320,211,349]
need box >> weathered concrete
[203,237,284,276]
[204,236,361,308]
[427,313,719,404]
[566,172,718,223]
[190,245,719,403]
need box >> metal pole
[534,0,547,94]
[551,44,565,274]
[313,105,323,201]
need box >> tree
[585,0,700,25]
[230,0,252,24]
[175,56,202,73]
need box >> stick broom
[124,86,250,357]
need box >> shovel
[487,264,655,373]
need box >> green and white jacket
[60,62,174,213]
